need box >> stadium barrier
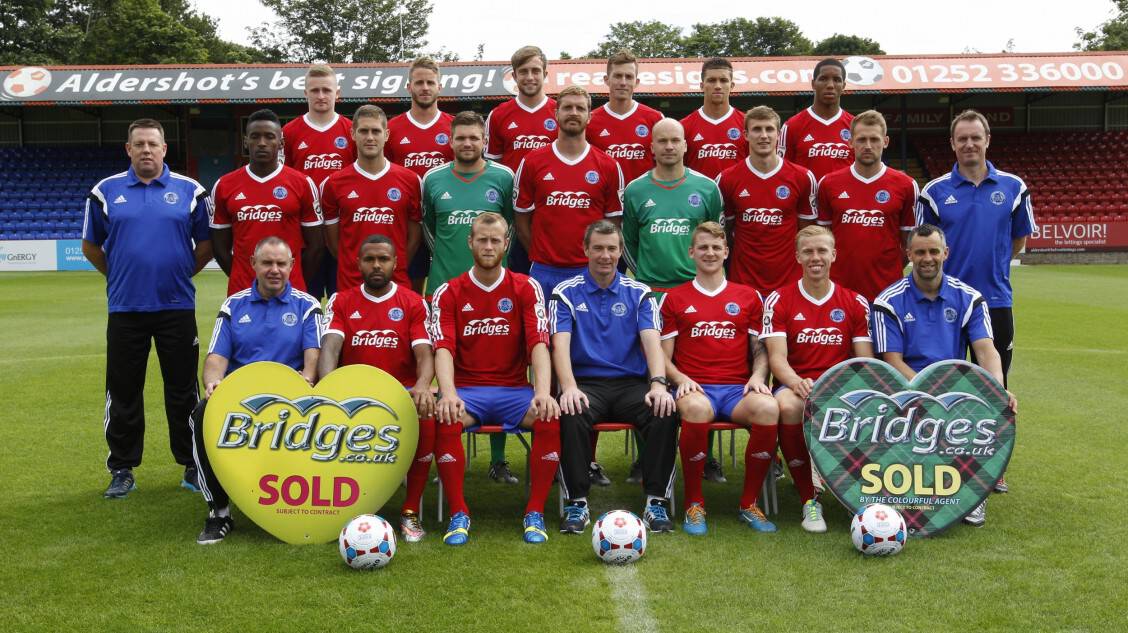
[1026,219,1128,253]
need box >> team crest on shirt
[498,298,514,313]
[334,136,348,149]
[876,190,890,203]
[830,308,846,323]
[611,302,627,317]
[282,312,298,326]
[388,187,402,202]
[436,132,449,145]
[944,307,958,323]
[272,186,288,200]
[725,302,740,316]
[544,119,557,131]
[163,191,179,204]
[485,188,500,203]
[840,129,852,141]
[388,307,404,322]
[635,124,649,138]
[990,191,1006,205]
[776,185,791,200]
[688,193,702,208]
[585,170,599,184]
[727,127,741,141]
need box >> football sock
[778,423,815,503]
[679,421,710,509]
[402,416,436,515]
[435,421,469,516]
[740,424,778,508]
[527,419,560,514]
[213,506,230,518]
[489,432,507,465]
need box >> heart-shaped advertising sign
[804,358,1015,537]
[203,362,418,544]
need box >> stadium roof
[2,51,1126,106]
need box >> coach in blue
[189,236,322,544]
[872,223,1017,527]
[550,220,679,535]
[82,118,212,500]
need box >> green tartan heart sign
[804,358,1015,537]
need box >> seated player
[189,237,322,544]
[430,212,561,545]
[659,222,780,535]
[872,223,1017,527]
[761,225,873,532]
[317,235,436,542]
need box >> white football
[3,67,52,98]
[850,503,907,556]
[843,56,884,87]
[339,514,396,569]
[592,510,646,565]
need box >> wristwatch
[649,376,670,387]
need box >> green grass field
[2,265,1126,632]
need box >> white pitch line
[605,564,659,633]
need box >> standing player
[318,235,436,541]
[816,110,918,301]
[515,84,624,298]
[282,64,356,299]
[659,222,779,535]
[486,45,557,274]
[421,110,519,485]
[681,57,748,180]
[587,49,665,185]
[761,226,872,532]
[718,106,818,296]
[430,212,561,545]
[83,118,212,498]
[872,223,1017,525]
[320,105,422,292]
[779,58,854,182]
[211,109,323,296]
[917,109,1033,493]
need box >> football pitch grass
[1,265,1125,632]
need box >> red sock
[434,422,468,516]
[778,423,814,503]
[526,419,561,514]
[401,416,436,515]
[590,430,600,461]
[679,422,710,509]
[740,424,777,508]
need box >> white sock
[646,495,665,506]
[213,506,230,518]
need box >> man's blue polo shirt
[83,164,211,313]
[207,281,323,373]
[549,269,660,379]
[872,274,993,372]
[916,161,1035,308]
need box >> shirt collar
[908,273,954,303]
[583,268,621,293]
[949,160,998,186]
[251,280,292,302]
[126,164,170,187]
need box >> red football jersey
[680,107,749,179]
[816,164,919,301]
[282,113,357,186]
[514,142,624,267]
[324,282,431,386]
[385,111,454,177]
[779,107,854,182]
[660,279,764,385]
[430,268,549,387]
[586,101,664,185]
[210,164,322,295]
[761,280,871,381]
[485,96,558,172]
[321,162,422,291]
[717,158,817,294]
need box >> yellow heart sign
[203,362,418,544]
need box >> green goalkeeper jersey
[421,160,515,295]
[621,168,723,289]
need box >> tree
[1075,0,1128,50]
[82,0,209,64]
[159,0,268,63]
[587,20,687,58]
[250,0,432,63]
[812,33,884,56]
[682,17,812,58]
[0,0,87,65]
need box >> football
[3,67,52,99]
[843,56,884,87]
[850,503,907,556]
[592,510,646,565]
[339,514,397,569]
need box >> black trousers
[104,310,199,471]
[970,307,1014,388]
[560,377,678,501]
[189,398,229,509]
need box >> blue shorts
[530,262,585,297]
[458,386,533,432]
[701,384,746,422]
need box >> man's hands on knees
[675,378,702,400]
[788,378,815,400]
[436,392,465,425]
[531,392,561,420]
[645,384,675,417]
[558,387,589,416]
[410,385,436,419]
